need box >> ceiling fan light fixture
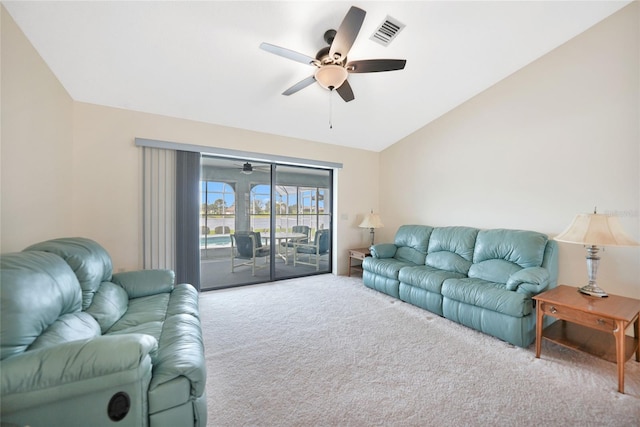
[314,65,348,91]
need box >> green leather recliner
[0,238,207,427]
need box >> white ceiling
[3,1,631,152]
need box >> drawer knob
[597,319,605,325]
[550,306,557,314]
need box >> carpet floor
[200,274,640,426]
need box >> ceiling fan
[235,162,269,175]
[259,6,406,102]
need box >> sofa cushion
[108,322,164,348]
[28,312,101,351]
[399,265,466,293]
[85,282,129,333]
[472,229,548,268]
[425,226,478,274]
[441,278,533,317]
[468,229,548,284]
[23,238,113,310]
[0,251,82,360]
[394,225,433,264]
[108,293,171,334]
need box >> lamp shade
[359,212,384,229]
[554,213,639,247]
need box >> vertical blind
[175,151,201,289]
[142,147,176,270]
[143,147,201,290]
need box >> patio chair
[214,225,230,234]
[280,225,311,249]
[231,231,270,276]
[293,229,330,271]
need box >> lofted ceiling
[3,1,632,152]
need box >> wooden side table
[347,247,370,277]
[533,285,640,393]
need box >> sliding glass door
[273,165,331,280]
[199,157,332,290]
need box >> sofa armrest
[506,267,550,295]
[112,269,175,298]
[370,243,397,259]
[149,314,206,397]
[1,334,157,413]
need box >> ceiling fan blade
[347,59,407,73]
[259,42,316,66]
[329,6,366,61]
[336,80,355,102]
[282,75,316,96]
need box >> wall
[71,103,378,271]
[1,7,379,273]
[1,6,75,250]
[380,3,640,298]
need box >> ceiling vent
[370,16,405,46]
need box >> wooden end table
[347,247,370,277]
[533,284,640,393]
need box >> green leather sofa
[362,225,558,347]
[0,238,206,427]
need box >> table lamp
[359,210,384,246]
[554,209,639,297]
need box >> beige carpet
[200,275,640,426]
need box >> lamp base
[577,245,608,297]
[578,284,608,298]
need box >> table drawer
[540,301,615,332]
[349,250,367,260]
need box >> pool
[200,235,231,247]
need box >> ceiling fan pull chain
[329,89,333,129]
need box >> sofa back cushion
[426,226,479,274]
[85,282,130,333]
[468,229,548,284]
[393,225,433,264]
[0,251,82,360]
[28,312,101,351]
[24,237,113,310]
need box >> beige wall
[1,6,379,273]
[71,103,379,271]
[1,6,74,249]
[380,3,640,298]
